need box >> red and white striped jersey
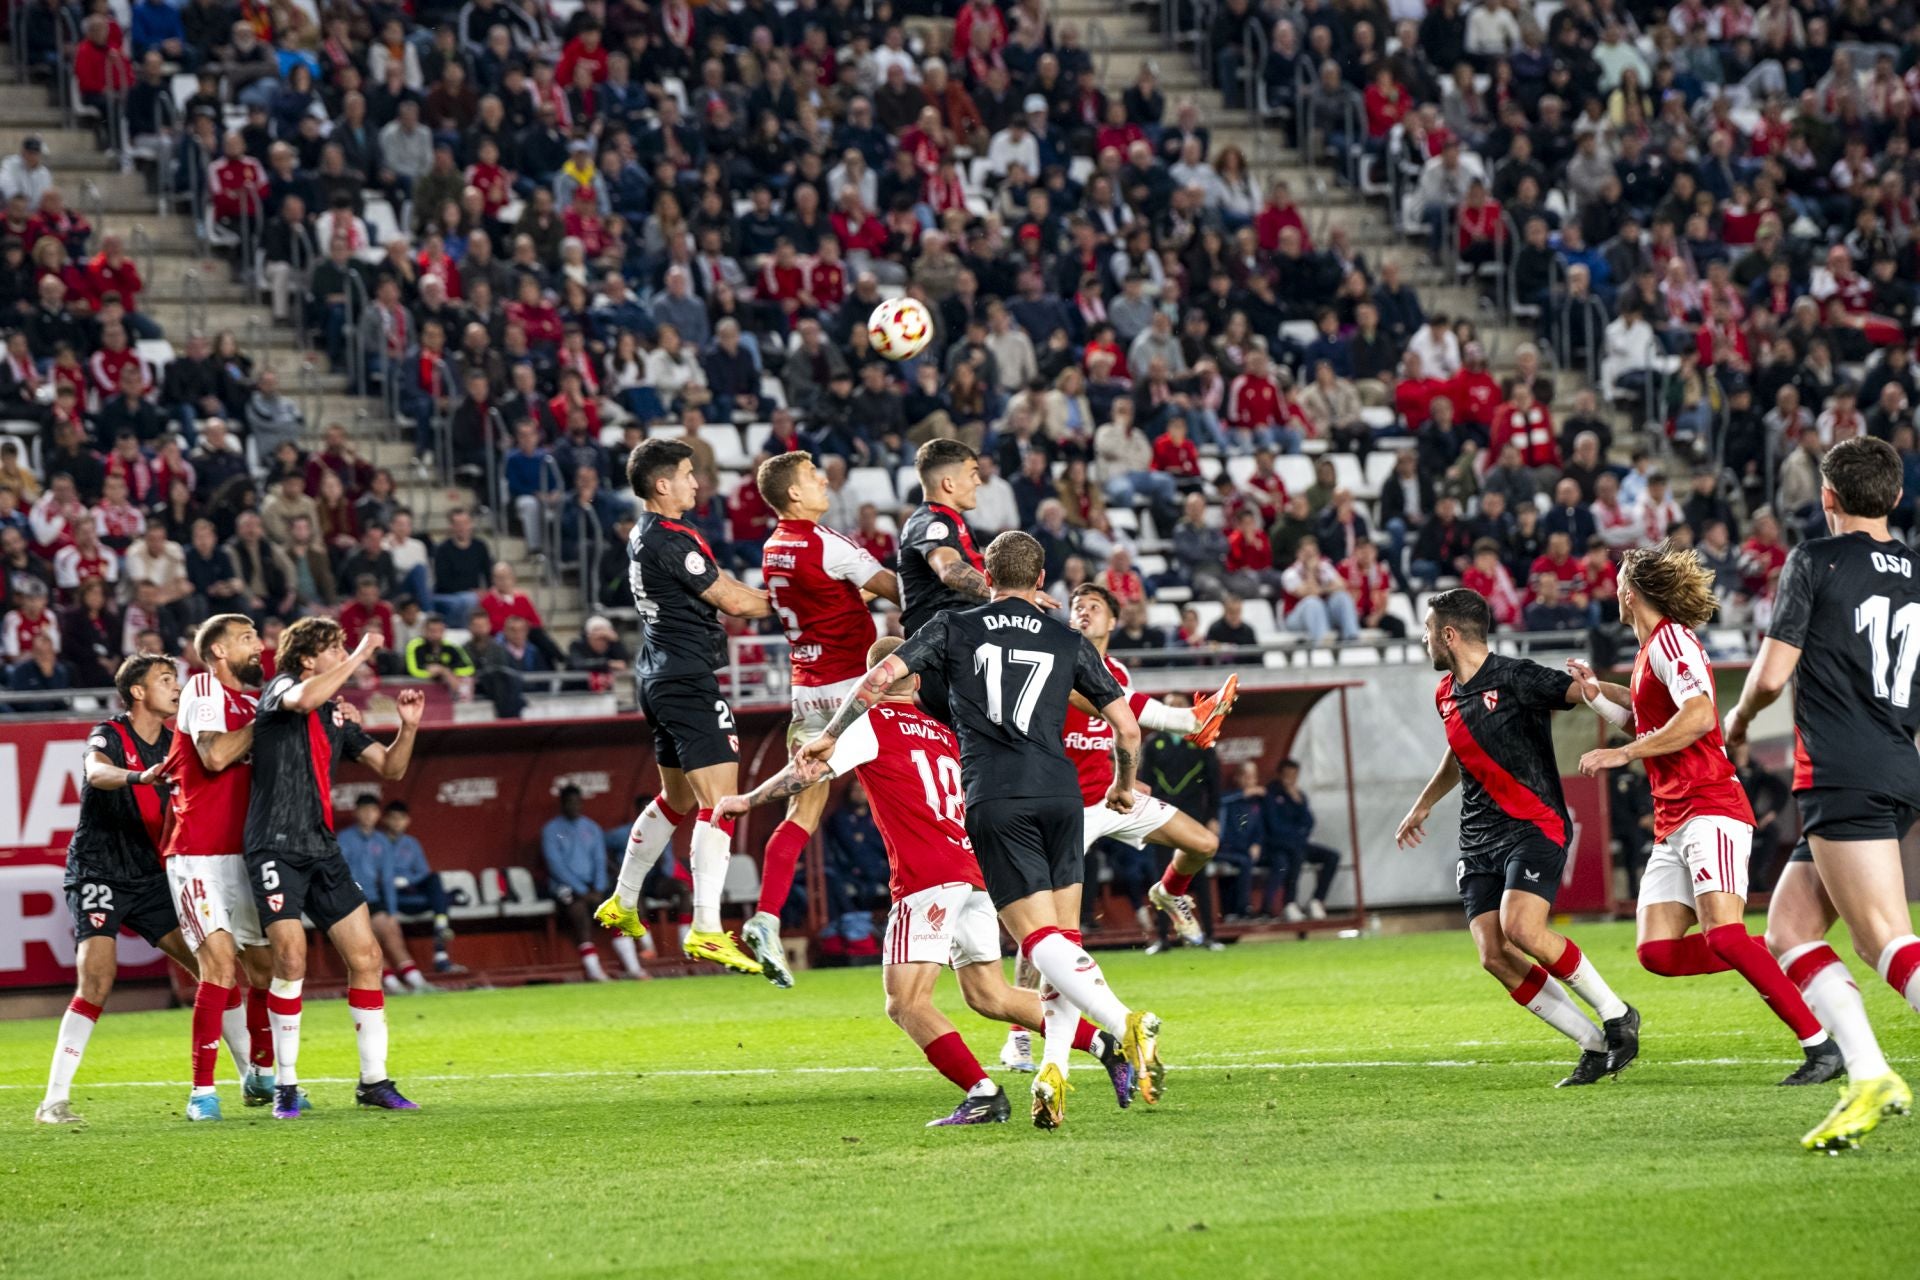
[762,518,883,686]
[161,671,257,858]
[824,702,981,900]
[52,544,119,591]
[1630,619,1755,841]
[1062,651,1151,805]
[1,607,58,659]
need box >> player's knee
[1636,941,1679,976]
[75,972,113,1006]
[1188,829,1219,858]
[882,992,919,1028]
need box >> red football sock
[923,1031,988,1092]
[1637,935,1734,977]
[1882,938,1920,1009]
[191,982,233,1088]
[755,820,810,918]
[246,986,274,1067]
[1705,924,1825,1041]
[1544,939,1584,981]
[1510,965,1549,1005]
[1072,1018,1099,1053]
[1160,866,1195,897]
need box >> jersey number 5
[1855,594,1920,709]
[972,643,1055,733]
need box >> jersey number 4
[972,643,1055,734]
[1855,594,1920,708]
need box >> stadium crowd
[7,0,1920,715]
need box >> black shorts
[1456,833,1567,922]
[966,794,1084,911]
[1795,788,1919,843]
[917,665,953,726]
[1788,838,1812,865]
[638,672,739,773]
[247,844,370,935]
[67,873,178,947]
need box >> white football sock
[1040,983,1078,1073]
[1003,1025,1031,1062]
[221,994,252,1079]
[609,933,642,976]
[615,799,682,909]
[43,1000,99,1106]
[1875,934,1920,1014]
[269,978,303,1087]
[580,945,607,981]
[350,991,388,1084]
[1137,700,1199,733]
[689,818,732,934]
[1026,932,1131,1036]
[1520,976,1606,1052]
[402,964,430,992]
[1556,948,1628,1021]
[1781,942,1890,1078]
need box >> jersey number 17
[973,643,1055,733]
[1856,593,1920,708]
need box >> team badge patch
[1482,690,1500,712]
[684,551,706,575]
[926,521,948,540]
[87,912,106,929]
[266,893,284,913]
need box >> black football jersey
[67,716,173,884]
[898,503,987,635]
[244,675,376,857]
[628,512,727,678]
[895,597,1126,804]
[1769,531,1920,796]
[1435,654,1575,855]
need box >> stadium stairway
[0,74,585,647]
[1056,6,1618,442]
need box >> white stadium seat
[1275,455,1315,494]
[846,467,897,509]
[699,425,748,471]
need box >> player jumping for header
[802,531,1161,1130]
[1397,588,1640,1088]
[596,438,777,979]
[1726,436,1918,1151]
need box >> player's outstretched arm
[799,654,909,763]
[1565,658,1633,727]
[859,567,902,605]
[355,688,426,780]
[1725,636,1803,748]
[699,575,774,619]
[1396,750,1461,848]
[715,756,837,823]
[85,750,164,792]
[1098,695,1143,812]
[280,633,380,713]
[193,722,254,773]
[1579,696,1714,775]
[927,545,991,601]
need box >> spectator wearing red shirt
[1150,417,1202,485]
[1363,67,1410,140]
[1255,179,1310,253]
[757,240,809,322]
[1462,539,1525,629]
[556,25,610,86]
[208,131,267,222]
[1226,348,1284,449]
[1455,180,1505,267]
[1445,343,1503,431]
[73,15,133,141]
[1488,382,1559,474]
[1225,507,1285,597]
[1096,547,1147,605]
[727,469,777,565]
[853,502,897,567]
[809,239,847,310]
[339,575,399,662]
[1580,537,1619,623]
[86,236,143,320]
[481,562,546,634]
[1340,539,1402,636]
[1246,447,1289,518]
[951,0,1008,58]
[1529,530,1590,606]
[1393,350,1446,430]
[1740,507,1788,601]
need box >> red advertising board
[0,684,1354,990]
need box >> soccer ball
[867,297,934,360]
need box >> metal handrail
[576,500,605,613]
[1553,293,1609,385]
[483,405,506,536]
[287,221,318,355]
[1087,20,1110,83]
[79,178,102,237]
[344,267,370,404]
[537,452,567,616]
[10,0,27,85]
[54,7,76,130]
[1241,21,1265,130]
[297,352,317,428]
[181,267,207,336]
[130,225,152,292]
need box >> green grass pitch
[4,917,1917,1279]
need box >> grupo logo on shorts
[436,777,500,807]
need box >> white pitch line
[0,1056,1803,1091]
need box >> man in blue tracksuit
[338,794,433,992]
[1266,758,1341,921]
[543,785,643,980]
[382,801,461,972]
[1214,761,1272,919]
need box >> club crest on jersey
[926,521,948,540]
[87,912,105,929]
[684,551,706,576]
[266,893,284,913]
[1481,690,1500,712]
[925,902,948,931]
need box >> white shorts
[166,855,266,950]
[790,676,864,740]
[1639,815,1753,909]
[883,882,1001,969]
[1082,795,1179,850]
